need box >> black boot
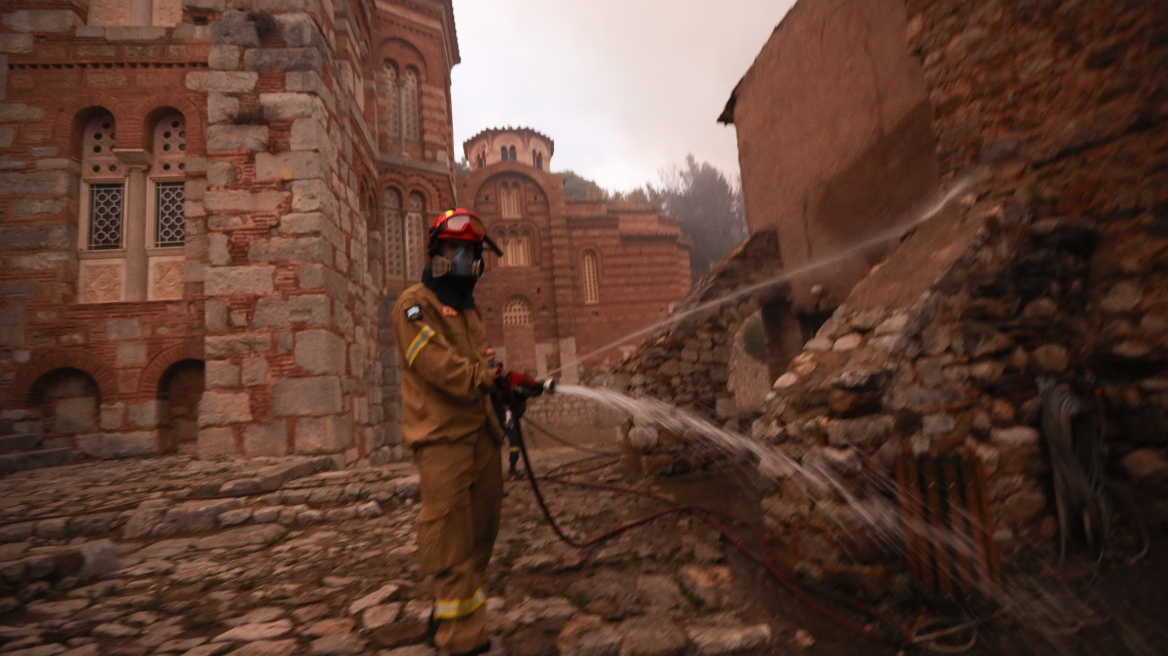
[425,611,437,647]
[451,640,492,656]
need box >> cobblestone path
[0,451,798,656]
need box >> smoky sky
[450,0,796,193]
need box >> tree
[454,157,470,177]
[556,170,608,202]
[647,155,748,281]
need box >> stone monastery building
[0,0,691,465]
[460,127,691,385]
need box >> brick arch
[377,37,429,81]
[11,350,118,407]
[52,96,134,154]
[135,98,205,154]
[139,342,205,398]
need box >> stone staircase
[0,419,72,478]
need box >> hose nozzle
[542,378,556,395]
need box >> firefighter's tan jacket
[391,283,504,448]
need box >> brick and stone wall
[1,0,461,464]
[621,0,1168,597]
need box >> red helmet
[429,208,502,255]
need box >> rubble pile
[616,231,784,422]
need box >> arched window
[500,145,508,161]
[384,188,404,281]
[404,191,427,281]
[150,113,186,249]
[581,250,600,305]
[383,61,399,138]
[499,229,531,268]
[402,68,420,141]
[503,296,533,326]
[499,181,521,218]
[508,145,516,161]
[80,112,123,252]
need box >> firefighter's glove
[503,371,542,397]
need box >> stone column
[113,149,152,302]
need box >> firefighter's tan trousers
[415,429,502,654]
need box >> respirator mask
[431,242,484,279]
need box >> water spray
[550,175,974,376]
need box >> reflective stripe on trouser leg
[433,588,486,620]
[415,430,502,654]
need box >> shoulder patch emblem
[405,305,423,322]
[441,305,459,317]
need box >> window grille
[88,183,125,250]
[384,63,400,137]
[500,182,521,218]
[582,251,600,304]
[404,191,426,281]
[500,231,531,267]
[384,188,403,279]
[402,69,420,140]
[154,182,185,247]
[503,296,533,326]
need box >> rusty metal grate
[896,454,1000,601]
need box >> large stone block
[290,117,329,152]
[244,48,322,72]
[103,26,166,40]
[205,332,272,358]
[253,294,330,328]
[204,189,287,213]
[208,93,240,125]
[102,432,160,459]
[259,92,324,120]
[53,397,96,434]
[207,125,269,152]
[0,225,71,251]
[128,401,162,429]
[290,179,337,216]
[254,151,327,183]
[294,330,346,375]
[0,171,69,195]
[99,403,125,430]
[184,0,226,11]
[105,317,141,340]
[198,391,252,426]
[253,0,321,13]
[272,376,342,416]
[248,236,332,265]
[205,360,241,388]
[210,19,259,47]
[295,414,351,454]
[204,265,275,296]
[244,420,288,456]
[2,10,79,33]
[0,34,34,54]
[276,13,324,48]
[198,426,237,459]
[241,357,269,386]
[207,45,239,70]
[115,342,147,366]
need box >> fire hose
[508,412,922,648]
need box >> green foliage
[742,314,768,362]
[454,157,470,176]
[556,170,608,202]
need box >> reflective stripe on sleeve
[406,325,435,367]
[509,446,520,452]
[432,588,486,620]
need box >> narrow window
[402,68,420,140]
[500,230,531,267]
[405,191,426,281]
[384,62,400,138]
[503,296,533,326]
[150,113,187,248]
[384,188,404,280]
[582,250,600,304]
[88,183,125,250]
[153,182,185,247]
[509,145,516,161]
[81,113,124,250]
[500,146,508,161]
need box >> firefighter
[390,208,509,656]
[485,347,524,480]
